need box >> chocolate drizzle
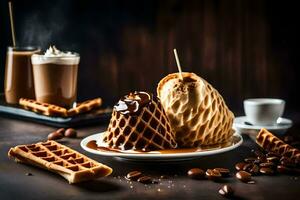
[114,91,152,115]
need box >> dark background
[0,0,299,114]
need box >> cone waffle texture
[8,140,112,184]
[103,98,177,151]
[256,128,300,159]
[157,72,234,147]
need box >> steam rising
[20,1,69,49]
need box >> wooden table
[0,116,299,200]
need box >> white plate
[233,116,292,136]
[81,132,243,162]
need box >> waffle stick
[67,98,102,116]
[19,98,102,117]
[19,98,68,117]
[103,98,177,151]
[256,128,300,159]
[8,140,112,184]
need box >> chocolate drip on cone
[114,91,152,115]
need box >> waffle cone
[157,72,234,147]
[103,96,177,151]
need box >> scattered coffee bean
[235,162,247,171]
[187,168,205,179]
[47,131,64,140]
[214,168,230,177]
[267,156,280,164]
[277,165,292,174]
[249,164,260,175]
[219,185,234,197]
[126,171,142,181]
[277,165,300,175]
[243,163,254,172]
[25,173,33,176]
[260,162,275,168]
[65,128,77,138]
[206,169,222,181]
[260,167,275,175]
[236,171,252,183]
[266,152,280,158]
[137,176,152,184]
[56,128,65,135]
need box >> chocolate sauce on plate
[86,135,241,154]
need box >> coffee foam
[31,46,80,65]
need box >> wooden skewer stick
[173,49,183,80]
[8,2,16,47]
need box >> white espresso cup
[243,98,285,126]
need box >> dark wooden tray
[0,94,112,127]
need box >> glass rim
[7,46,41,52]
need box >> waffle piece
[19,98,102,117]
[19,98,68,117]
[256,128,300,159]
[157,72,234,147]
[67,98,102,116]
[102,92,177,151]
[8,140,112,184]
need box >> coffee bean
[243,163,254,172]
[266,152,281,158]
[235,162,247,171]
[277,165,293,174]
[56,128,65,135]
[126,171,142,181]
[260,167,275,175]
[236,171,252,183]
[219,185,234,197]
[249,164,260,175]
[214,168,230,177]
[206,169,222,181]
[244,157,257,163]
[137,176,152,184]
[65,128,77,138]
[252,149,266,157]
[47,131,64,140]
[267,156,280,164]
[187,168,205,179]
[260,162,275,168]
[257,155,267,163]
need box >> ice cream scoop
[157,72,234,147]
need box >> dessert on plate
[102,91,177,151]
[157,72,234,147]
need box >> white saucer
[81,131,243,162]
[233,116,293,136]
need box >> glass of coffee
[4,46,40,104]
[31,46,80,108]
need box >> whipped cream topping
[44,46,76,57]
[31,45,80,65]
